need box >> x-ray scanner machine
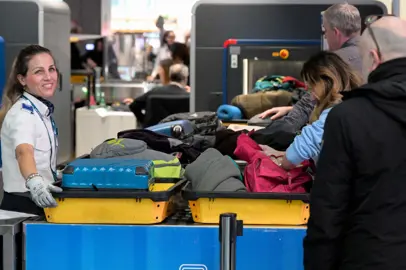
[190,0,388,112]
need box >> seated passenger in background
[123,59,173,105]
[127,64,189,126]
[280,51,362,170]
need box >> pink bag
[234,133,312,193]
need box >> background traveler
[148,30,176,81]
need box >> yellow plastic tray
[149,178,184,192]
[182,182,309,225]
[45,180,185,224]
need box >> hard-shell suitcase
[146,120,194,138]
[62,159,154,189]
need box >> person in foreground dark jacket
[258,3,362,131]
[304,16,406,270]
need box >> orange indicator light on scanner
[279,49,289,59]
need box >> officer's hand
[26,176,62,208]
[259,106,293,120]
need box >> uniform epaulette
[21,103,34,114]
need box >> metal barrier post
[219,213,243,270]
[1,217,28,270]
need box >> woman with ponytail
[0,45,62,215]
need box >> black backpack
[160,111,223,136]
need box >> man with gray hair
[322,2,362,70]
[258,3,362,130]
[304,15,406,270]
[169,63,189,87]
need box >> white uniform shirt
[1,92,58,193]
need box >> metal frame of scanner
[222,39,321,104]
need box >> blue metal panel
[222,39,321,105]
[25,224,306,270]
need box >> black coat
[304,58,406,270]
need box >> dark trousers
[0,192,44,216]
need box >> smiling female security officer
[0,45,62,215]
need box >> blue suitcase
[146,120,194,138]
[62,159,154,190]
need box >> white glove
[26,176,62,208]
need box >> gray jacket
[90,138,176,162]
[282,36,362,131]
[185,148,246,192]
[334,36,362,75]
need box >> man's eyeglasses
[364,14,396,57]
